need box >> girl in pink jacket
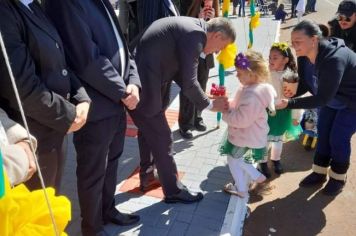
[221,50,277,197]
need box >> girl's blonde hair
[245,50,270,83]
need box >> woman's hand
[16,141,37,181]
[275,99,289,110]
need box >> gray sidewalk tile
[167,222,190,236]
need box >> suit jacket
[44,0,141,122]
[137,0,179,32]
[0,0,90,152]
[133,16,210,117]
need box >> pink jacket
[222,83,276,149]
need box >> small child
[275,4,288,23]
[220,50,277,197]
[258,42,302,177]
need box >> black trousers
[73,113,126,236]
[178,56,211,131]
[129,82,180,196]
[25,137,67,193]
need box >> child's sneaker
[272,160,284,174]
[257,162,271,178]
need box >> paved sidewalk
[61,16,279,236]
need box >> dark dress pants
[129,82,180,196]
[179,56,210,131]
[314,106,356,174]
[25,136,67,193]
[73,113,126,236]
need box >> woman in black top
[278,20,356,196]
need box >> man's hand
[122,84,140,110]
[16,141,36,181]
[211,96,229,112]
[67,102,90,133]
[276,99,289,110]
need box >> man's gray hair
[206,17,236,42]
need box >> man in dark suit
[44,0,141,235]
[130,16,235,203]
[0,0,90,192]
[178,0,219,139]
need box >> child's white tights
[270,141,283,161]
[261,140,283,162]
[227,156,263,192]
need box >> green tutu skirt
[268,109,302,142]
[219,130,266,163]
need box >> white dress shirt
[101,0,126,76]
[20,0,33,9]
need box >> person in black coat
[130,16,233,203]
[137,0,179,33]
[44,0,141,235]
[278,20,356,196]
[0,0,90,192]
[328,0,356,52]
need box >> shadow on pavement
[244,187,335,236]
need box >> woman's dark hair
[318,24,330,37]
[292,19,323,39]
[270,45,297,73]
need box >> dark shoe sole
[179,130,193,139]
[299,176,327,187]
[164,194,203,204]
[104,215,140,226]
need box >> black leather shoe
[299,172,327,187]
[139,172,159,192]
[322,177,346,196]
[257,163,271,178]
[272,160,284,175]
[164,189,203,204]
[194,120,207,131]
[104,210,140,226]
[179,129,193,139]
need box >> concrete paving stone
[191,214,224,232]
[155,210,178,228]
[203,158,218,166]
[185,224,219,236]
[198,164,219,175]
[178,166,201,175]
[187,181,205,190]
[202,182,225,193]
[167,221,190,236]
[135,225,170,236]
[202,191,230,204]
[176,212,194,224]
[170,202,198,214]
[195,199,228,221]
[205,177,230,186]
